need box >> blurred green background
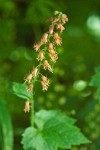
[0,0,100,150]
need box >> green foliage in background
[0,99,13,150]
[0,0,100,150]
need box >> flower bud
[49,25,54,34]
[61,14,68,24]
[31,67,38,77]
[25,74,33,83]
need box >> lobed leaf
[22,110,91,150]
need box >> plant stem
[30,96,34,127]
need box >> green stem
[30,95,34,127]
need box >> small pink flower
[31,67,38,77]
[48,17,54,22]
[33,42,41,51]
[42,76,48,82]
[48,43,54,51]
[49,50,58,63]
[56,23,65,33]
[61,14,68,24]
[37,51,44,61]
[41,33,48,44]
[43,60,53,72]
[24,101,30,113]
[41,76,49,91]
[55,38,62,45]
[54,33,59,39]
[25,74,33,83]
[49,25,54,34]
[54,33,62,45]
[48,17,58,22]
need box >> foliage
[0,99,13,150]
[0,0,100,149]
[90,67,100,99]
[22,110,90,150]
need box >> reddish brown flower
[43,60,53,72]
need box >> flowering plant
[12,11,90,150]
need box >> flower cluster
[24,11,68,112]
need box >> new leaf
[12,82,32,100]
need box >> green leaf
[0,99,13,150]
[22,110,90,150]
[35,110,76,129]
[12,82,32,100]
[89,67,100,88]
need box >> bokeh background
[0,0,100,150]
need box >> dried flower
[27,84,33,92]
[25,74,33,83]
[56,23,65,33]
[43,60,53,72]
[24,101,30,113]
[37,51,44,61]
[61,14,68,24]
[31,67,38,77]
[49,25,54,34]
[41,33,48,44]
[33,42,41,51]
[54,33,62,45]
[41,76,49,91]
